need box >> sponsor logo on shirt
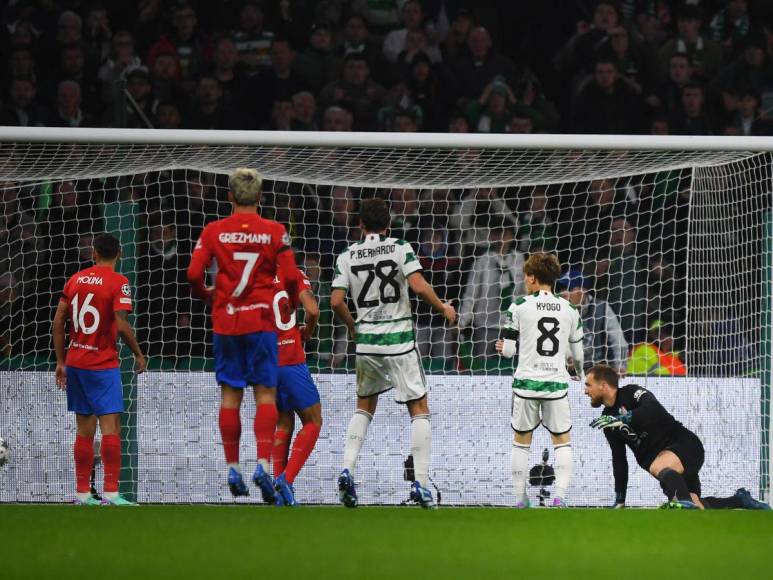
[219,232,272,244]
[225,302,269,315]
[279,338,296,346]
[121,284,131,296]
[77,276,103,285]
[633,389,646,401]
[119,298,132,305]
[70,341,98,351]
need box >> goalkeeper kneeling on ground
[584,363,770,510]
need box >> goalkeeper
[585,364,770,510]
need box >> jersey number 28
[351,259,401,308]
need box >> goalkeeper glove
[589,411,633,430]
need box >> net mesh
[0,139,769,506]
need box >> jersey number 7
[232,252,260,297]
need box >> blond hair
[228,168,263,205]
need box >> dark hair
[93,233,121,260]
[587,364,619,388]
[523,253,561,286]
[360,197,390,232]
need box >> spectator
[628,319,686,376]
[350,0,401,35]
[322,105,353,131]
[148,48,185,105]
[7,47,37,84]
[242,38,308,128]
[211,36,241,105]
[318,52,385,130]
[51,81,94,127]
[56,10,83,47]
[449,26,523,100]
[459,224,525,357]
[517,187,557,253]
[338,13,387,83]
[55,44,99,113]
[389,188,420,242]
[83,3,113,71]
[267,97,294,130]
[292,91,318,130]
[658,5,723,83]
[98,30,142,105]
[572,58,642,133]
[558,269,628,375]
[294,22,343,94]
[105,65,156,128]
[510,73,561,133]
[447,110,470,132]
[415,224,461,365]
[382,0,441,65]
[554,0,621,79]
[672,82,715,135]
[442,8,474,60]
[187,76,235,129]
[600,25,654,97]
[596,217,646,344]
[646,52,694,118]
[155,100,182,129]
[465,77,515,133]
[450,187,518,254]
[232,0,274,69]
[708,0,751,56]
[509,113,534,133]
[649,115,670,135]
[0,79,51,126]
[147,3,212,83]
[731,89,763,135]
[713,33,773,115]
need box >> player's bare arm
[52,300,70,389]
[115,310,146,374]
[298,289,320,342]
[407,271,456,324]
[330,288,356,339]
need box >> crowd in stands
[1,1,773,135]
[0,168,759,376]
[0,0,767,376]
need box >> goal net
[0,128,770,506]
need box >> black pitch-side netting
[0,140,769,506]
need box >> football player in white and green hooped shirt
[496,253,584,507]
[331,197,456,509]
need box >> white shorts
[511,394,571,435]
[356,350,427,403]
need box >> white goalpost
[0,127,770,506]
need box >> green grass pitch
[1,505,772,580]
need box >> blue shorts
[213,332,278,389]
[66,367,124,416]
[277,363,321,413]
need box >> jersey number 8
[536,317,560,356]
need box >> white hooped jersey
[332,233,423,355]
[504,290,583,399]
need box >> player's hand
[299,325,315,342]
[55,364,67,390]
[442,301,456,325]
[495,339,504,353]
[134,354,147,374]
[590,412,632,430]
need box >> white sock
[343,410,372,474]
[257,458,269,472]
[76,491,91,502]
[511,443,531,504]
[227,462,240,473]
[410,414,431,488]
[554,443,573,500]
